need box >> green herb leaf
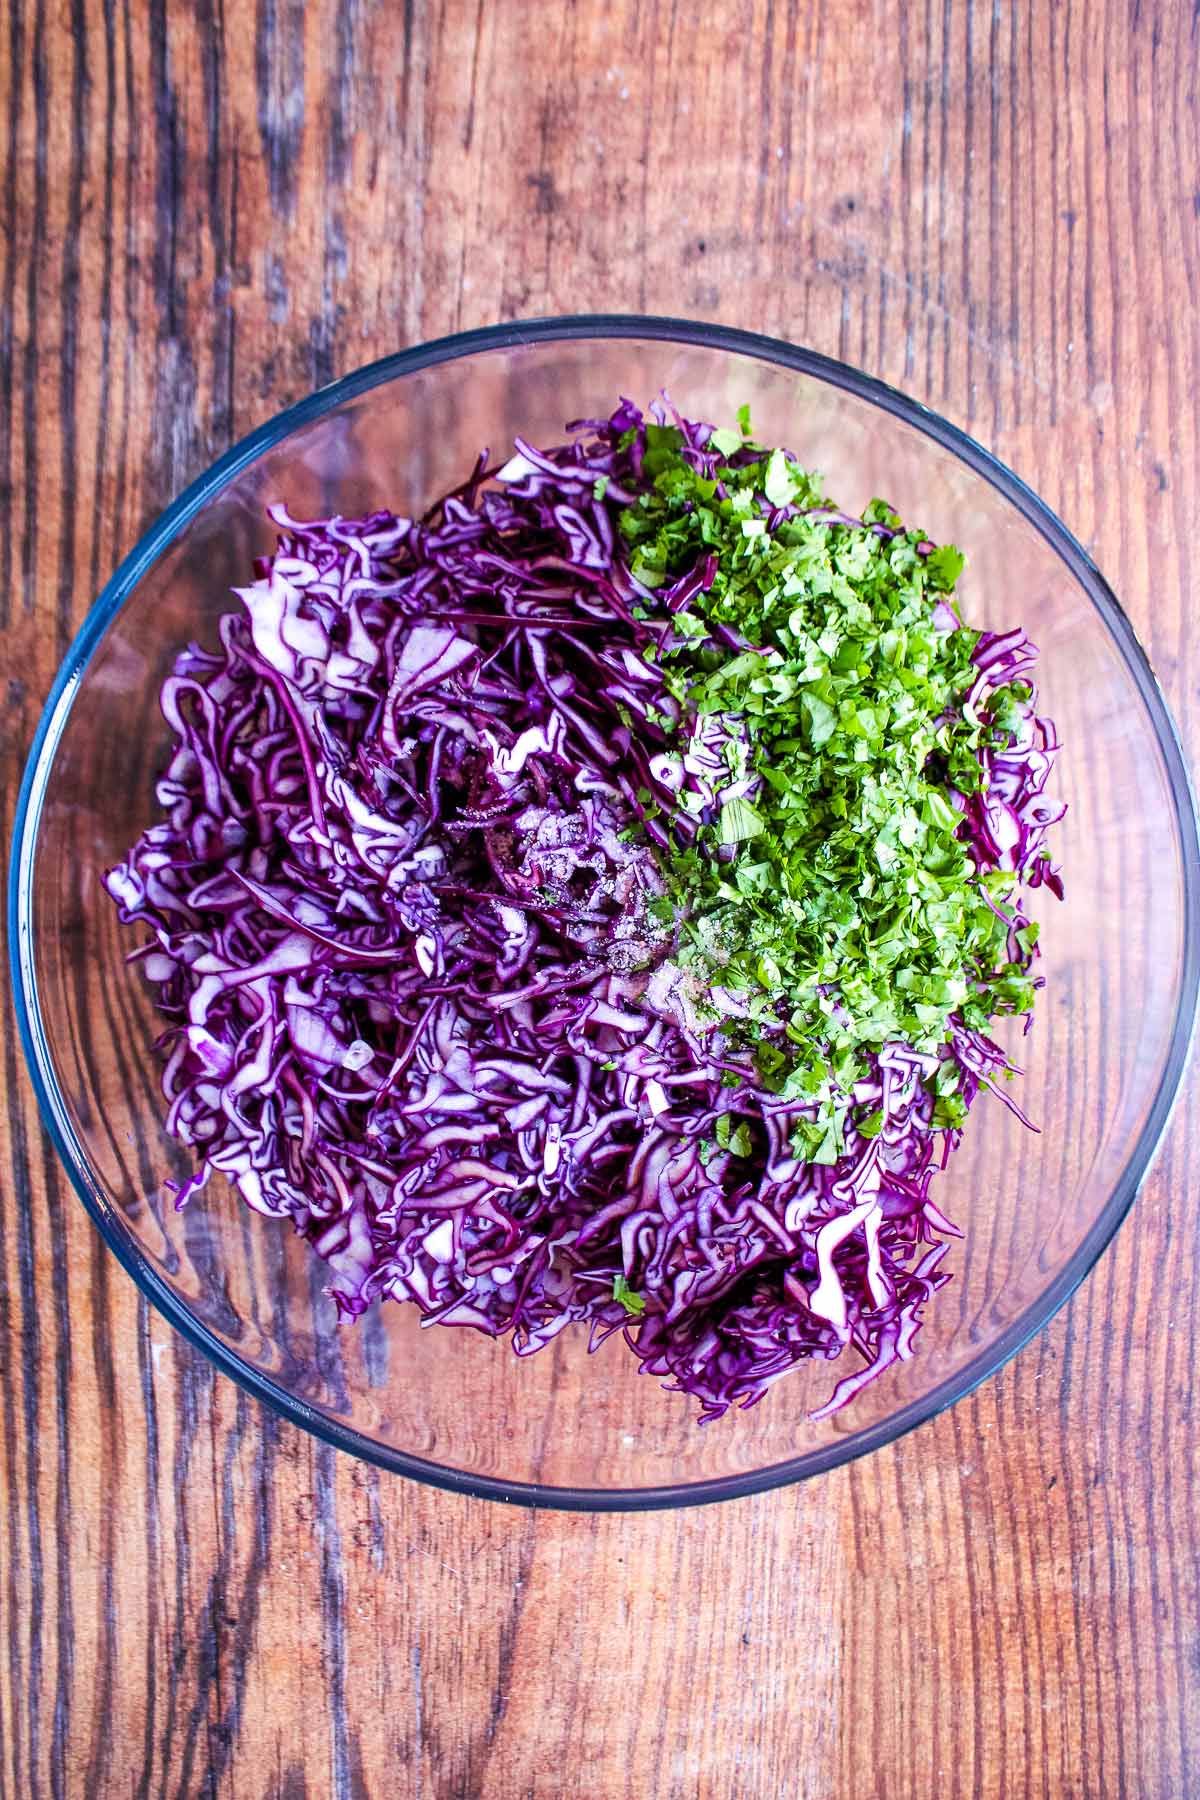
[719,796,766,844]
[727,1120,753,1156]
[762,448,795,509]
[613,1275,647,1317]
[925,544,965,591]
[710,426,743,457]
[713,1112,754,1155]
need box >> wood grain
[2,1,1198,1794]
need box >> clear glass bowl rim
[9,313,1199,1511]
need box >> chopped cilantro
[925,543,965,591]
[615,428,1038,1149]
[613,1274,647,1317]
[714,1111,754,1156]
[709,425,743,458]
[719,796,766,844]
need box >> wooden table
[3,3,1198,1794]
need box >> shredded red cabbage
[105,401,1064,1422]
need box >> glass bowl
[10,317,1198,1510]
